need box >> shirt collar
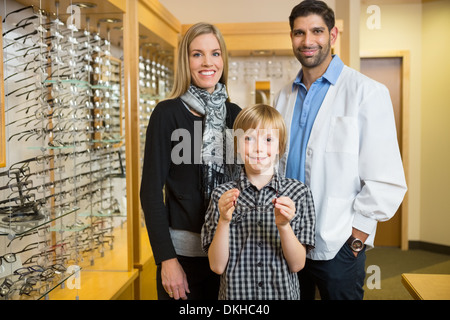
[292,54,344,91]
[238,168,280,194]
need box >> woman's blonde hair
[168,22,229,99]
[232,104,287,156]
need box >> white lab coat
[274,65,407,260]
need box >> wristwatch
[347,236,365,252]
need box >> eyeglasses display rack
[138,42,173,197]
[0,0,127,300]
[0,0,178,300]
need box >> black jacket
[140,97,241,264]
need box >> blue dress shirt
[286,55,344,182]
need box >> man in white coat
[274,0,407,300]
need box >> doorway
[360,55,408,248]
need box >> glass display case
[0,0,177,300]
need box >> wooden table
[401,273,450,300]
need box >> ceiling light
[98,18,122,24]
[72,2,97,9]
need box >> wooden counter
[402,273,450,300]
[134,227,158,300]
[46,269,139,300]
[46,223,140,300]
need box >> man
[274,0,407,300]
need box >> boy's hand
[218,188,240,222]
[273,196,296,226]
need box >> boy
[201,104,315,300]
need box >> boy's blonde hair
[232,104,287,156]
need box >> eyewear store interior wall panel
[0,0,176,300]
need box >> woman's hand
[161,258,190,300]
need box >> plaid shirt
[202,170,315,300]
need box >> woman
[140,22,241,300]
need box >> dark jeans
[298,244,366,300]
[156,255,220,300]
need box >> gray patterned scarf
[180,83,236,205]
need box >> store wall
[359,1,423,243]
[360,0,450,247]
[159,0,336,24]
[420,0,450,247]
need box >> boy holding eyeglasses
[201,104,315,300]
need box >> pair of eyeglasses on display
[0,278,14,298]
[3,32,50,65]
[22,241,69,264]
[14,263,66,282]
[6,91,68,115]
[75,152,116,168]
[1,271,61,299]
[22,251,62,267]
[0,180,33,193]
[68,180,104,200]
[2,164,64,186]
[2,6,34,23]
[25,179,61,194]
[0,240,51,268]
[7,148,96,172]
[5,225,51,249]
[6,110,65,129]
[0,193,36,208]
[0,252,18,266]
[6,55,93,104]
[0,166,31,181]
[75,185,114,203]
[8,35,50,59]
[17,279,48,297]
[7,124,67,142]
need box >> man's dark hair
[289,0,335,32]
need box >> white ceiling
[159,0,336,24]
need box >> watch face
[351,239,364,252]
